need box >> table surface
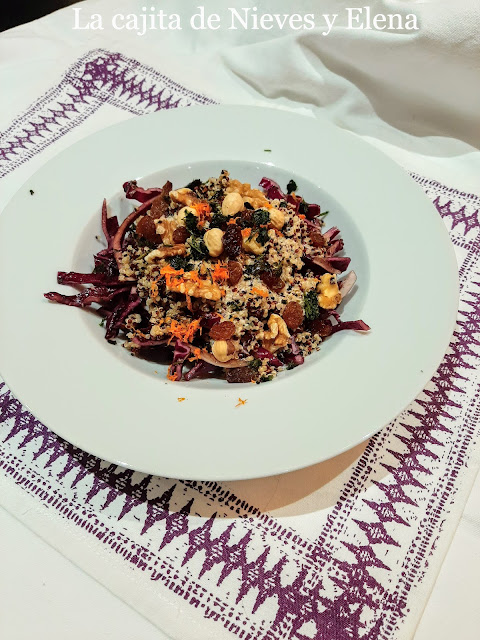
[1,469,479,639]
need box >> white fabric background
[1,1,479,638]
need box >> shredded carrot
[168,318,201,344]
[160,265,184,277]
[251,287,269,298]
[274,228,283,237]
[241,227,252,239]
[167,373,178,381]
[185,319,201,341]
[186,293,193,312]
[194,202,211,226]
[177,397,186,402]
[236,398,247,407]
[211,262,229,282]
[298,214,306,220]
[194,202,211,216]
[188,346,202,363]
[227,218,237,225]
[160,265,185,288]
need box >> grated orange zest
[211,262,229,282]
[160,265,185,288]
[194,202,211,226]
[168,318,201,344]
[251,287,269,298]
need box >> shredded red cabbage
[57,272,124,287]
[326,238,344,256]
[109,288,142,337]
[131,336,168,348]
[200,313,221,330]
[326,256,351,272]
[254,347,283,367]
[306,203,321,219]
[101,199,119,249]
[173,340,191,363]
[259,177,285,200]
[123,181,165,203]
[284,336,304,367]
[330,320,371,334]
[184,361,218,381]
[44,286,130,308]
[322,226,341,242]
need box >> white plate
[0,106,458,480]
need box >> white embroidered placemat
[1,49,479,640]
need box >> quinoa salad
[45,172,369,383]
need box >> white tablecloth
[1,1,479,638]
[2,471,480,639]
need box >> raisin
[309,231,326,248]
[238,210,253,228]
[260,270,285,293]
[136,216,162,244]
[283,301,304,330]
[227,261,243,286]
[149,180,172,218]
[226,367,255,383]
[223,224,242,258]
[309,319,333,337]
[210,321,236,340]
[172,226,189,244]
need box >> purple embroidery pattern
[0,49,215,178]
[1,50,479,639]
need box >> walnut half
[257,313,290,352]
[166,278,225,301]
[145,245,186,263]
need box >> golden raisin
[149,180,172,218]
[260,271,285,293]
[223,225,242,258]
[226,367,255,383]
[283,301,304,330]
[309,319,333,336]
[136,216,162,244]
[227,261,243,286]
[209,321,236,340]
[309,231,326,248]
[172,226,189,244]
